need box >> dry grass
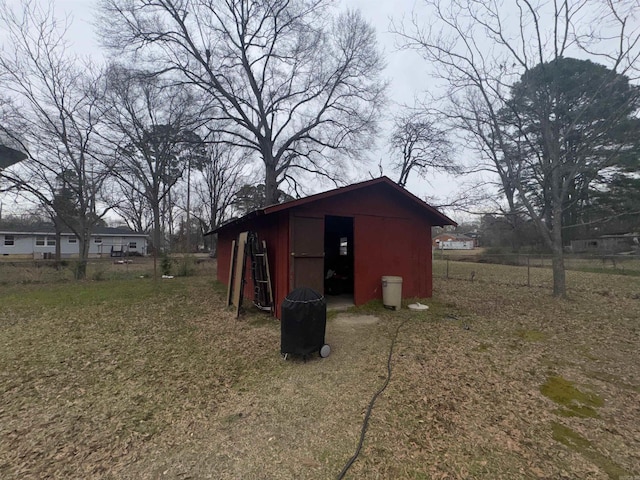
[434,252,640,280]
[1,262,639,479]
[0,255,215,284]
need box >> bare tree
[390,110,457,188]
[98,0,386,205]
[190,138,250,252]
[0,0,112,279]
[105,176,154,233]
[101,65,204,264]
[164,135,249,253]
[394,0,640,296]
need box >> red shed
[212,176,456,317]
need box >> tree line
[0,0,387,278]
[1,0,639,296]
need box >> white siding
[1,234,35,255]
[1,232,148,257]
[88,236,147,256]
[440,240,474,250]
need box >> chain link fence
[0,255,215,284]
[433,252,640,289]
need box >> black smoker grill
[281,287,330,359]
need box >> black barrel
[281,287,326,356]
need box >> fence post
[527,256,530,287]
[446,258,449,279]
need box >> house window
[339,237,348,256]
[4,235,15,246]
[68,237,77,244]
[129,241,137,249]
[37,236,56,246]
[94,237,102,244]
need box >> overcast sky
[0,0,479,217]
[49,0,433,107]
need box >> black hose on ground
[335,319,407,480]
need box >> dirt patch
[332,314,379,327]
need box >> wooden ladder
[248,233,274,312]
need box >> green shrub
[161,253,172,276]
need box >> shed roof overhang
[0,130,27,170]
[206,176,457,236]
[0,144,26,170]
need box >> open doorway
[324,215,354,308]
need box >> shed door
[291,215,324,294]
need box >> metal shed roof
[208,176,456,235]
[0,225,147,237]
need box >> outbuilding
[432,233,476,250]
[212,176,456,317]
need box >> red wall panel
[216,230,233,285]
[353,215,432,305]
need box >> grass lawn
[1,263,639,479]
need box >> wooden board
[262,240,274,312]
[226,239,236,307]
[232,232,249,318]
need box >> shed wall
[353,215,432,304]
[216,212,290,317]
[286,185,433,305]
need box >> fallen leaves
[0,265,639,479]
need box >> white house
[432,233,476,250]
[0,226,148,258]
[441,239,475,250]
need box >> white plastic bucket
[381,276,402,310]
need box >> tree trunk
[54,220,62,267]
[209,200,217,254]
[54,224,62,262]
[551,246,566,297]
[551,191,567,297]
[152,202,162,278]
[397,161,410,188]
[167,190,174,251]
[186,158,191,253]
[264,164,278,206]
[75,229,90,280]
